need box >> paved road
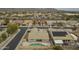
[3,27,27,50]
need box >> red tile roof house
[12,20,24,25]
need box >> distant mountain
[56,8,79,12]
[0,8,79,12]
[0,8,58,12]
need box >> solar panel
[52,31,67,36]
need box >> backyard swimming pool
[30,43,46,46]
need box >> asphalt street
[3,27,27,50]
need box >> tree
[4,18,9,25]
[57,22,63,27]
[0,36,3,43]
[45,21,47,25]
[1,33,7,41]
[33,20,36,25]
[72,25,77,31]
[51,45,63,50]
[7,23,19,34]
[64,15,70,21]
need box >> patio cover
[54,40,63,44]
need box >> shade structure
[54,40,63,44]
